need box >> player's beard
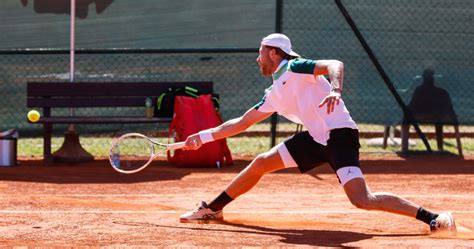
[259,60,275,77]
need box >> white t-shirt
[255,59,358,145]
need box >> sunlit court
[1,0,473,247]
[0,155,473,247]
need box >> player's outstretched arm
[182,107,273,150]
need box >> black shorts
[283,128,361,173]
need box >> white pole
[69,0,75,125]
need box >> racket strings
[110,136,154,172]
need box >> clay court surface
[0,154,473,247]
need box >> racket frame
[109,133,185,174]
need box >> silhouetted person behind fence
[20,0,114,19]
[402,69,459,152]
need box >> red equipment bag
[167,94,233,167]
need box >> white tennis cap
[261,33,300,57]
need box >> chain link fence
[1,0,473,158]
[280,0,474,155]
[1,51,266,136]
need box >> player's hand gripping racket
[109,133,185,174]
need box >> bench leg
[43,123,53,165]
[435,124,443,151]
[454,125,463,157]
[401,124,409,153]
[382,125,390,149]
[52,128,94,164]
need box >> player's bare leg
[343,178,419,216]
[180,146,285,222]
[343,177,456,232]
[224,146,285,198]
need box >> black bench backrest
[27,82,213,108]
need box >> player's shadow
[220,220,424,247]
[117,221,424,248]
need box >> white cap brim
[261,33,300,58]
[289,51,300,57]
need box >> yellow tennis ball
[27,110,41,123]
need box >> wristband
[198,130,215,144]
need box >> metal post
[70,0,75,119]
[270,0,284,147]
[52,0,93,163]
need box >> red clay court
[0,154,473,247]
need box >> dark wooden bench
[26,82,213,162]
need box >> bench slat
[29,116,172,124]
[27,82,213,97]
[25,82,214,163]
[28,97,157,108]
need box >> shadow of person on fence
[401,68,461,155]
[20,0,114,19]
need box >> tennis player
[179,33,455,232]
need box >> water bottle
[145,97,153,119]
[111,145,120,168]
[111,153,120,168]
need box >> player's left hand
[318,91,341,114]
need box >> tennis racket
[109,133,185,174]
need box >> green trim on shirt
[272,62,289,81]
[254,85,273,110]
[288,58,316,74]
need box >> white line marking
[0,194,472,198]
[0,210,473,214]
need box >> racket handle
[168,141,185,150]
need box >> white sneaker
[180,201,223,223]
[430,212,456,232]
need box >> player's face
[256,46,274,77]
